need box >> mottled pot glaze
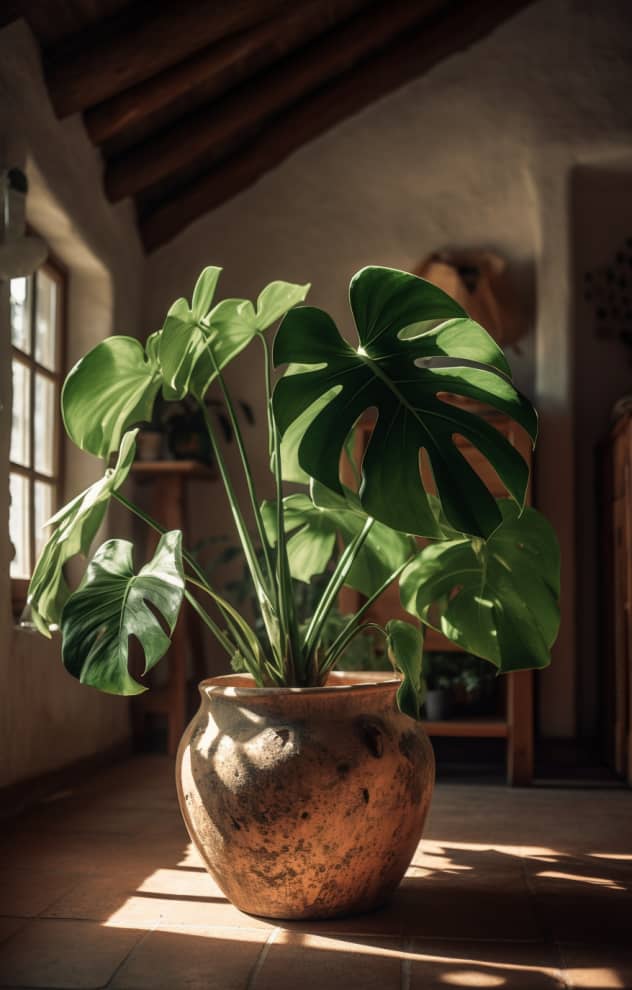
[176,672,435,920]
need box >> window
[9,258,66,606]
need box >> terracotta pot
[176,672,435,920]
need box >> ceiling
[4,0,533,251]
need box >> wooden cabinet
[604,413,632,783]
[339,406,534,784]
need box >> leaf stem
[196,396,279,660]
[200,329,277,598]
[303,517,375,661]
[259,332,302,683]
[321,558,413,672]
[183,588,234,658]
[113,490,256,665]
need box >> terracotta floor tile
[560,942,632,988]
[524,854,632,895]
[393,878,543,940]
[110,926,266,989]
[1,759,631,988]
[0,918,142,988]
[0,869,79,917]
[42,865,226,924]
[252,932,404,990]
[533,889,632,944]
[407,938,566,988]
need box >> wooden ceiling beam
[140,0,534,252]
[45,0,289,117]
[84,0,370,149]
[105,0,445,202]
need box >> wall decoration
[583,236,632,348]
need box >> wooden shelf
[423,718,508,738]
[339,405,535,784]
[131,459,217,478]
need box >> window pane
[9,473,30,579]
[10,361,31,467]
[34,373,56,476]
[34,481,54,560]
[10,277,32,354]
[35,270,58,370]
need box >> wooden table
[131,459,217,755]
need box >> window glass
[34,481,54,560]
[10,361,31,468]
[34,373,56,476]
[8,258,64,597]
[35,270,58,370]
[10,276,32,353]
[9,473,30,579]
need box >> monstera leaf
[399,501,560,671]
[385,619,425,720]
[27,431,138,634]
[261,482,416,594]
[157,265,225,399]
[273,266,537,539]
[62,339,161,458]
[158,268,310,399]
[61,531,184,696]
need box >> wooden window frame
[10,251,67,615]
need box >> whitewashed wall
[0,22,143,788]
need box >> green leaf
[27,431,138,633]
[400,500,560,671]
[273,266,537,538]
[261,481,416,594]
[255,280,311,331]
[191,266,222,321]
[158,277,310,400]
[61,531,184,696]
[62,337,161,457]
[386,619,424,720]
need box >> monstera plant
[26,265,560,718]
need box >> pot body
[176,672,435,920]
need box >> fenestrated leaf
[62,338,161,457]
[61,531,185,696]
[261,481,416,594]
[386,619,424,720]
[273,266,537,538]
[399,501,560,672]
[26,430,138,634]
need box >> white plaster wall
[0,22,144,788]
[145,0,632,738]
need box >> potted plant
[421,653,455,721]
[25,265,560,920]
[135,393,255,464]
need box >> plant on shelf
[25,265,560,920]
[137,392,254,465]
[421,651,499,720]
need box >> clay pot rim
[199,670,402,699]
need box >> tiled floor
[0,756,631,989]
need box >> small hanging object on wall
[583,237,632,350]
[415,250,526,350]
[0,168,48,280]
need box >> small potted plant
[26,265,560,920]
[422,653,454,720]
